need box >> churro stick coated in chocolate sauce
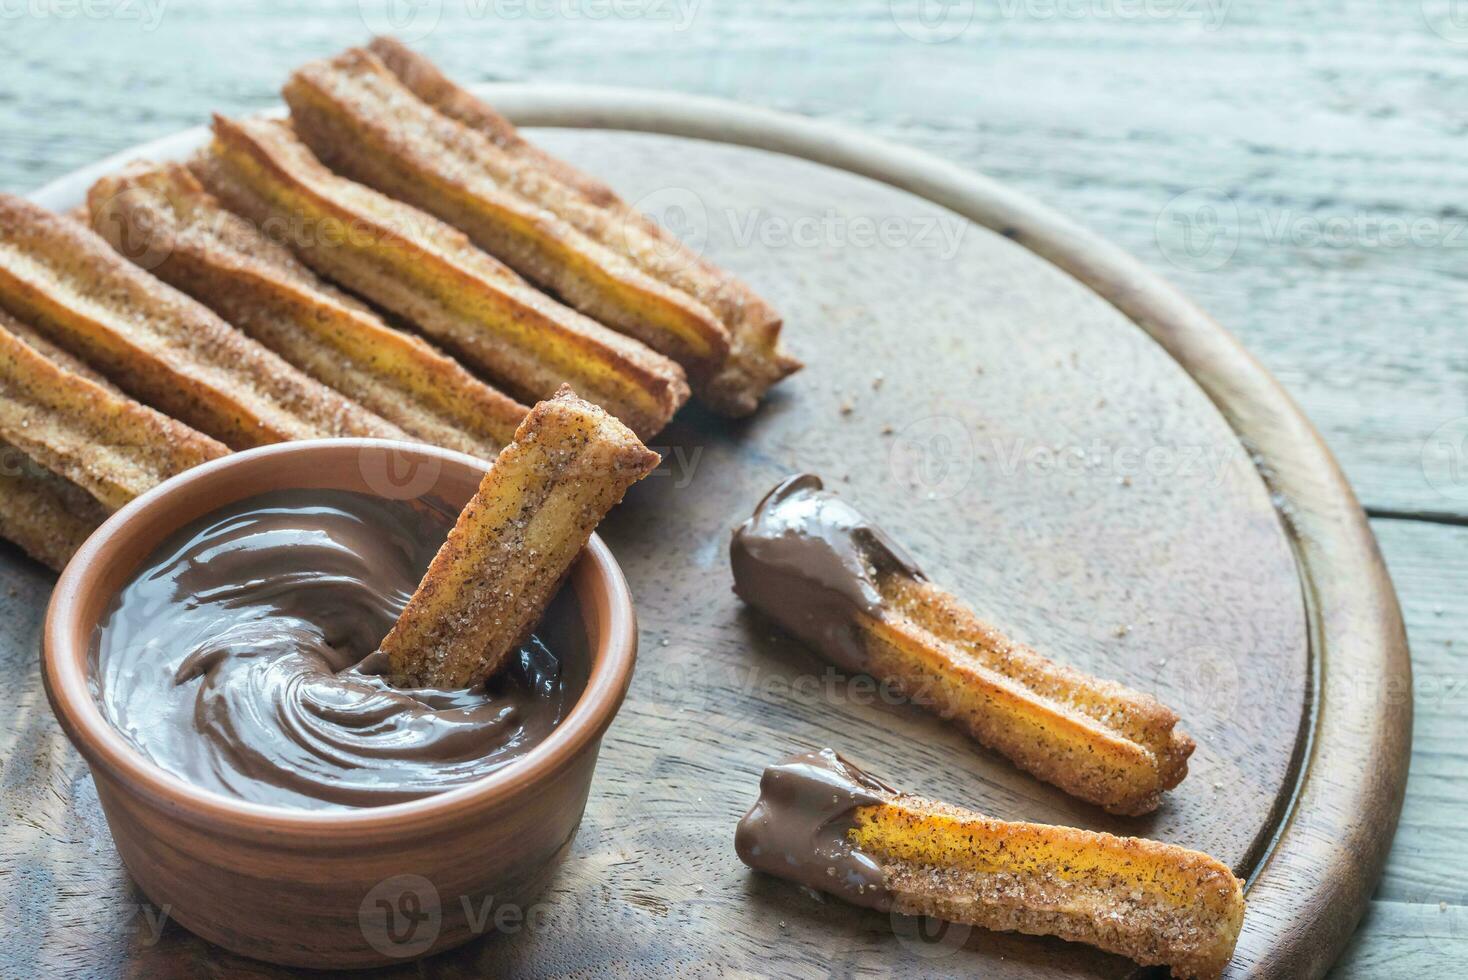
[731,474,1194,815]
[737,749,1244,980]
[380,386,659,688]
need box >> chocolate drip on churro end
[730,474,923,672]
[735,749,895,911]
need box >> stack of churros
[87,161,527,459]
[282,42,799,415]
[190,114,690,441]
[0,38,796,566]
[0,195,404,448]
[0,307,227,569]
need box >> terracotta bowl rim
[42,438,638,840]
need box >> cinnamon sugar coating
[380,386,659,687]
[367,36,800,417]
[88,161,527,458]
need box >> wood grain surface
[0,4,1458,977]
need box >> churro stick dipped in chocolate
[87,161,528,458]
[191,115,688,439]
[0,195,404,449]
[737,750,1244,980]
[380,386,659,688]
[731,475,1194,815]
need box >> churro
[0,439,108,572]
[731,474,1193,815]
[0,194,404,449]
[737,749,1243,980]
[191,114,688,439]
[88,161,528,458]
[0,314,227,509]
[366,36,800,417]
[286,48,732,384]
[380,386,659,687]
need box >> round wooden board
[3,88,1408,979]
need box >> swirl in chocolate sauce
[729,474,924,671]
[92,489,588,810]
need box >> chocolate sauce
[735,749,896,910]
[92,489,588,810]
[729,474,924,671]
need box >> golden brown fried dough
[0,439,109,572]
[0,307,115,388]
[367,36,800,416]
[191,115,688,439]
[380,386,659,687]
[731,474,1193,815]
[0,316,227,510]
[0,194,404,449]
[737,749,1244,980]
[87,161,527,458]
[286,49,731,384]
[866,573,1194,815]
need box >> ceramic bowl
[43,439,637,968]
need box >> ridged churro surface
[0,439,108,572]
[0,316,227,509]
[731,474,1194,815]
[0,194,403,449]
[191,115,688,439]
[380,386,659,687]
[88,161,527,458]
[368,36,800,416]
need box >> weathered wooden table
[0,3,1462,977]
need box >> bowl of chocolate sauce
[41,439,638,968]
